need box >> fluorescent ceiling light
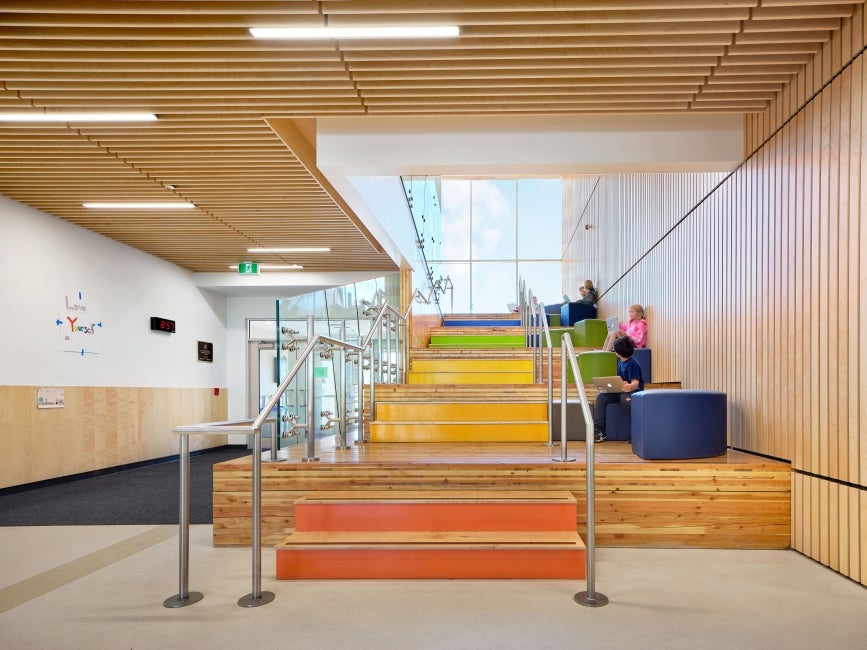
[83,202,195,209]
[229,264,303,270]
[250,26,459,39]
[247,247,331,253]
[0,112,157,122]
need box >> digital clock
[150,316,176,333]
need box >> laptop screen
[606,317,618,332]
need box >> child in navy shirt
[593,335,644,442]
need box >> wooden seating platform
[212,439,792,551]
[276,490,584,579]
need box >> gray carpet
[0,446,250,526]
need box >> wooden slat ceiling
[0,0,860,273]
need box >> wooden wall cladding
[563,6,866,586]
[0,385,228,489]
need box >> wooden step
[411,358,533,372]
[408,371,534,384]
[276,532,585,579]
[275,489,585,579]
[376,402,547,422]
[293,489,577,532]
[366,383,552,402]
[370,421,548,443]
[430,326,525,336]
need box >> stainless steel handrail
[166,327,372,610]
[534,299,555,447]
[559,334,609,608]
[165,417,276,609]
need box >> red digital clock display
[150,316,176,333]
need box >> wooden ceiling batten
[0,0,860,274]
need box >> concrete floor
[1,525,865,650]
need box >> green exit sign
[238,261,259,275]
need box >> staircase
[276,490,585,579]
[370,313,576,443]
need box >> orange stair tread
[278,530,585,549]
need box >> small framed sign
[197,340,213,362]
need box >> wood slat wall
[563,5,866,586]
[0,385,228,489]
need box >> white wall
[0,195,227,388]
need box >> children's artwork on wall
[57,290,103,355]
[37,386,64,408]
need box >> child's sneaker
[594,430,607,443]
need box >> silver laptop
[606,317,619,333]
[592,375,627,393]
[563,293,572,303]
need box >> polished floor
[1,524,865,649]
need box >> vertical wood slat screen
[562,5,866,587]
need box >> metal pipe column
[238,425,275,607]
[302,315,319,462]
[163,433,203,608]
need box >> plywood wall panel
[561,6,866,583]
[0,385,228,489]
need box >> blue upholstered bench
[630,390,727,459]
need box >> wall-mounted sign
[37,386,64,409]
[150,316,176,333]
[238,261,259,275]
[198,340,213,362]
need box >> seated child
[602,303,647,351]
[593,335,645,443]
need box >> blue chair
[631,390,727,459]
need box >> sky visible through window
[433,178,562,313]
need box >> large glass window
[471,180,516,260]
[433,178,562,313]
[518,179,562,259]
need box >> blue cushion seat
[630,390,727,460]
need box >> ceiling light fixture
[229,264,303,271]
[247,247,331,253]
[0,112,157,122]
[250,26,459,39]
[83,202,195,209]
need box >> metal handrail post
[401,320,408,383]
[336,342,350,449]
[569,346,609,608]
[302,315,319,462]
[238,423,275,607]
[384,312,392,383]
[163,432,203,608]
[553,334,576,463]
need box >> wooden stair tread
[279,530,585,549]
[295,490,576,503]
[431,327,525,335]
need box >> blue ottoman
[560,302,597,327]
[633,348,652,383]
[631,390,727,459]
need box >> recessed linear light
[83,202,195,209]
[247,247,331,253]
[250,26,459,39]
[0,112,157,122]
[229,264,304,271]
